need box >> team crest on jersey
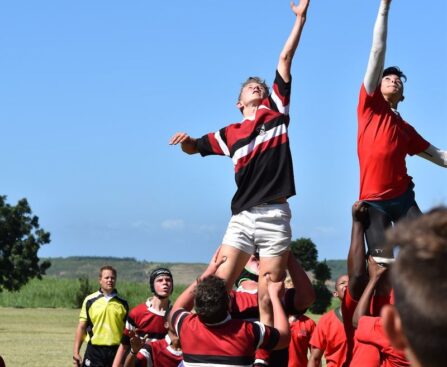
[85,359,91,366]
[257,124,266,135]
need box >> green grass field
[0,275,335,366]
[0,307,326,367]
[0,308,81,366]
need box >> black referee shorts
[82,344,119,367]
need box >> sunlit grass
[0,276,186,309]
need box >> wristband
[130,349,138,355]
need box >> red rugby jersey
[309,308,347,367]
[357,316,410,367]
[135,335,183,367]
[357,84,429,200]
[121,300,166,345]
[288,315,316,367]
[173,309,279,367]
[196,71,295,215]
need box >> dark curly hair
[382,66,407,82]
[194,275,229,324]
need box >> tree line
[0,196,337,313]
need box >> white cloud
[161,219,185,231]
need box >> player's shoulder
[317,309,337,324]
[84,290,102,302]
[131,301,150,312]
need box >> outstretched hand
[169,132,192,145]
[290,0,310,17]
[169,132,198,154]
[128,330,147,355]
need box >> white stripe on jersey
[174,310,190,337]
[215,131,230,157]
[125,320,135,332]
[271,90,289,115]
[231,123,287,166]
[254,321,266,349]
[139,348,153,367]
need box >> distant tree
[74,275,93,308]
[290,237,333,314]
[290,237,318,271]
[314,260,332,283]
[309,282,333,314]
[0,196,51,292]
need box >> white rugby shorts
[222,202,292,257]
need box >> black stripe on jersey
[252,322,261,349]
[261,327,280,351]
[114,296,129,312]
[173,309,187,335]
[264,114,288,131]
[231,142,295,214]
[115,297,129,322]
[183,353,254,365]
[219,127,228,147]
[146,331,165,339]
[270,70,291,112]
[231,114,287,154]
[196,135,214,157]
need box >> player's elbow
[441,154,447,168]
[279,52,293,68]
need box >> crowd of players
[72,204,447,367]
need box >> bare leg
[258,251,290,326]
[215,244,251,293]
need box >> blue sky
[1,1,446,263]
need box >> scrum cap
[149,268,173,295]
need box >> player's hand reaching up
[128,330,147,355]
[290,0,310,18]
[169,132,198,154]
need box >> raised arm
[364,0,392,95]
[347,201,369,300]
[352,256,387,328]
[169,132,199,155]
[277,0,310,83]
[287,254,315,311]
[417,144,447,168]
[123,331,148,367]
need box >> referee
[73,265,129,367]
